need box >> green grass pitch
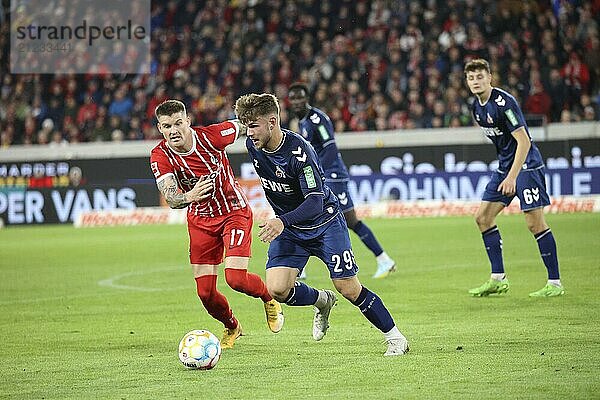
[1,213,599,399]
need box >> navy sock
[482,225,504,274]
[352,221,384,256]
[351,286,395,333]
[283,281,319,306]
[535,229,560,279]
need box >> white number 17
[230,229,245,246]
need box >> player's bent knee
[267,284,291,303]
[475,214,494,230]
[332,278,362,302]
[526,221,537,233]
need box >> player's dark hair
[234,93,280,125]
[288,82,309,97]
[155,99,186,118]
[464,59,491,76]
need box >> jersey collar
[477,87,494,106]
[262,130,286,154]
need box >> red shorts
[187,206,253,265]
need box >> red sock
[224,268,272,303]
[195,275,237,329]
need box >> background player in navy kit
[288,82,396,279]
[464,59,564,297]
[234,93,409,356]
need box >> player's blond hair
[464,59,491,76]
[155,99,186,118]
[234,93,280,125]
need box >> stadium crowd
[0,0,599,147]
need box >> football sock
[482,225,504,274]
[352,221,384,256]
[535,229,560,279]
[376,252,393,264]
[283,281,319,306]
[195,275,237,329]
[314,289,330,309]
[351,286,395,333]
[491,273,506,280]
[383,326,406,341]
[224,268,272,302]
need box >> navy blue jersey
[246,129,341,238]
[472,87,544,172]
[298,107,349,182]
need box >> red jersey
[150,121,248,217]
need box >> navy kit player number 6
[464,59,564,298]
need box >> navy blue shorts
[266,212,359,279]
[326,180,354,213]
[482,168,551,211]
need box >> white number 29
[332,250,355,272]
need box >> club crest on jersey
[486,112,493,124]
[275,165,286,178]
[210,155,218,165]
[494,95,506,107]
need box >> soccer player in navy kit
[288,82,396,279]
[234,93,409,355]
[464,59,564,297]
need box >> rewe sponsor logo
[258,177,293,193]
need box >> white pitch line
[0,292,114,306]
[97,266,190,292]
[0,267,190,306]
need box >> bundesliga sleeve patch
[303,166,317,188]
[318,125,330,141]
[505,109,518,126]
[151,162,160,178]
[220,127,235,136]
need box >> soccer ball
[178,330,221,370]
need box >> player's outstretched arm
[157,175,213,209]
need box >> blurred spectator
[546,69,568,122]
[38,118,55,142]
[77,96,98,128]
[111,129,125,142]
[108,86,134,119]
[561,52,591,106]
[524,80,552,120]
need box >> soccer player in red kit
[150,99,284,348]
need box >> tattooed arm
[157,175,214,209]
